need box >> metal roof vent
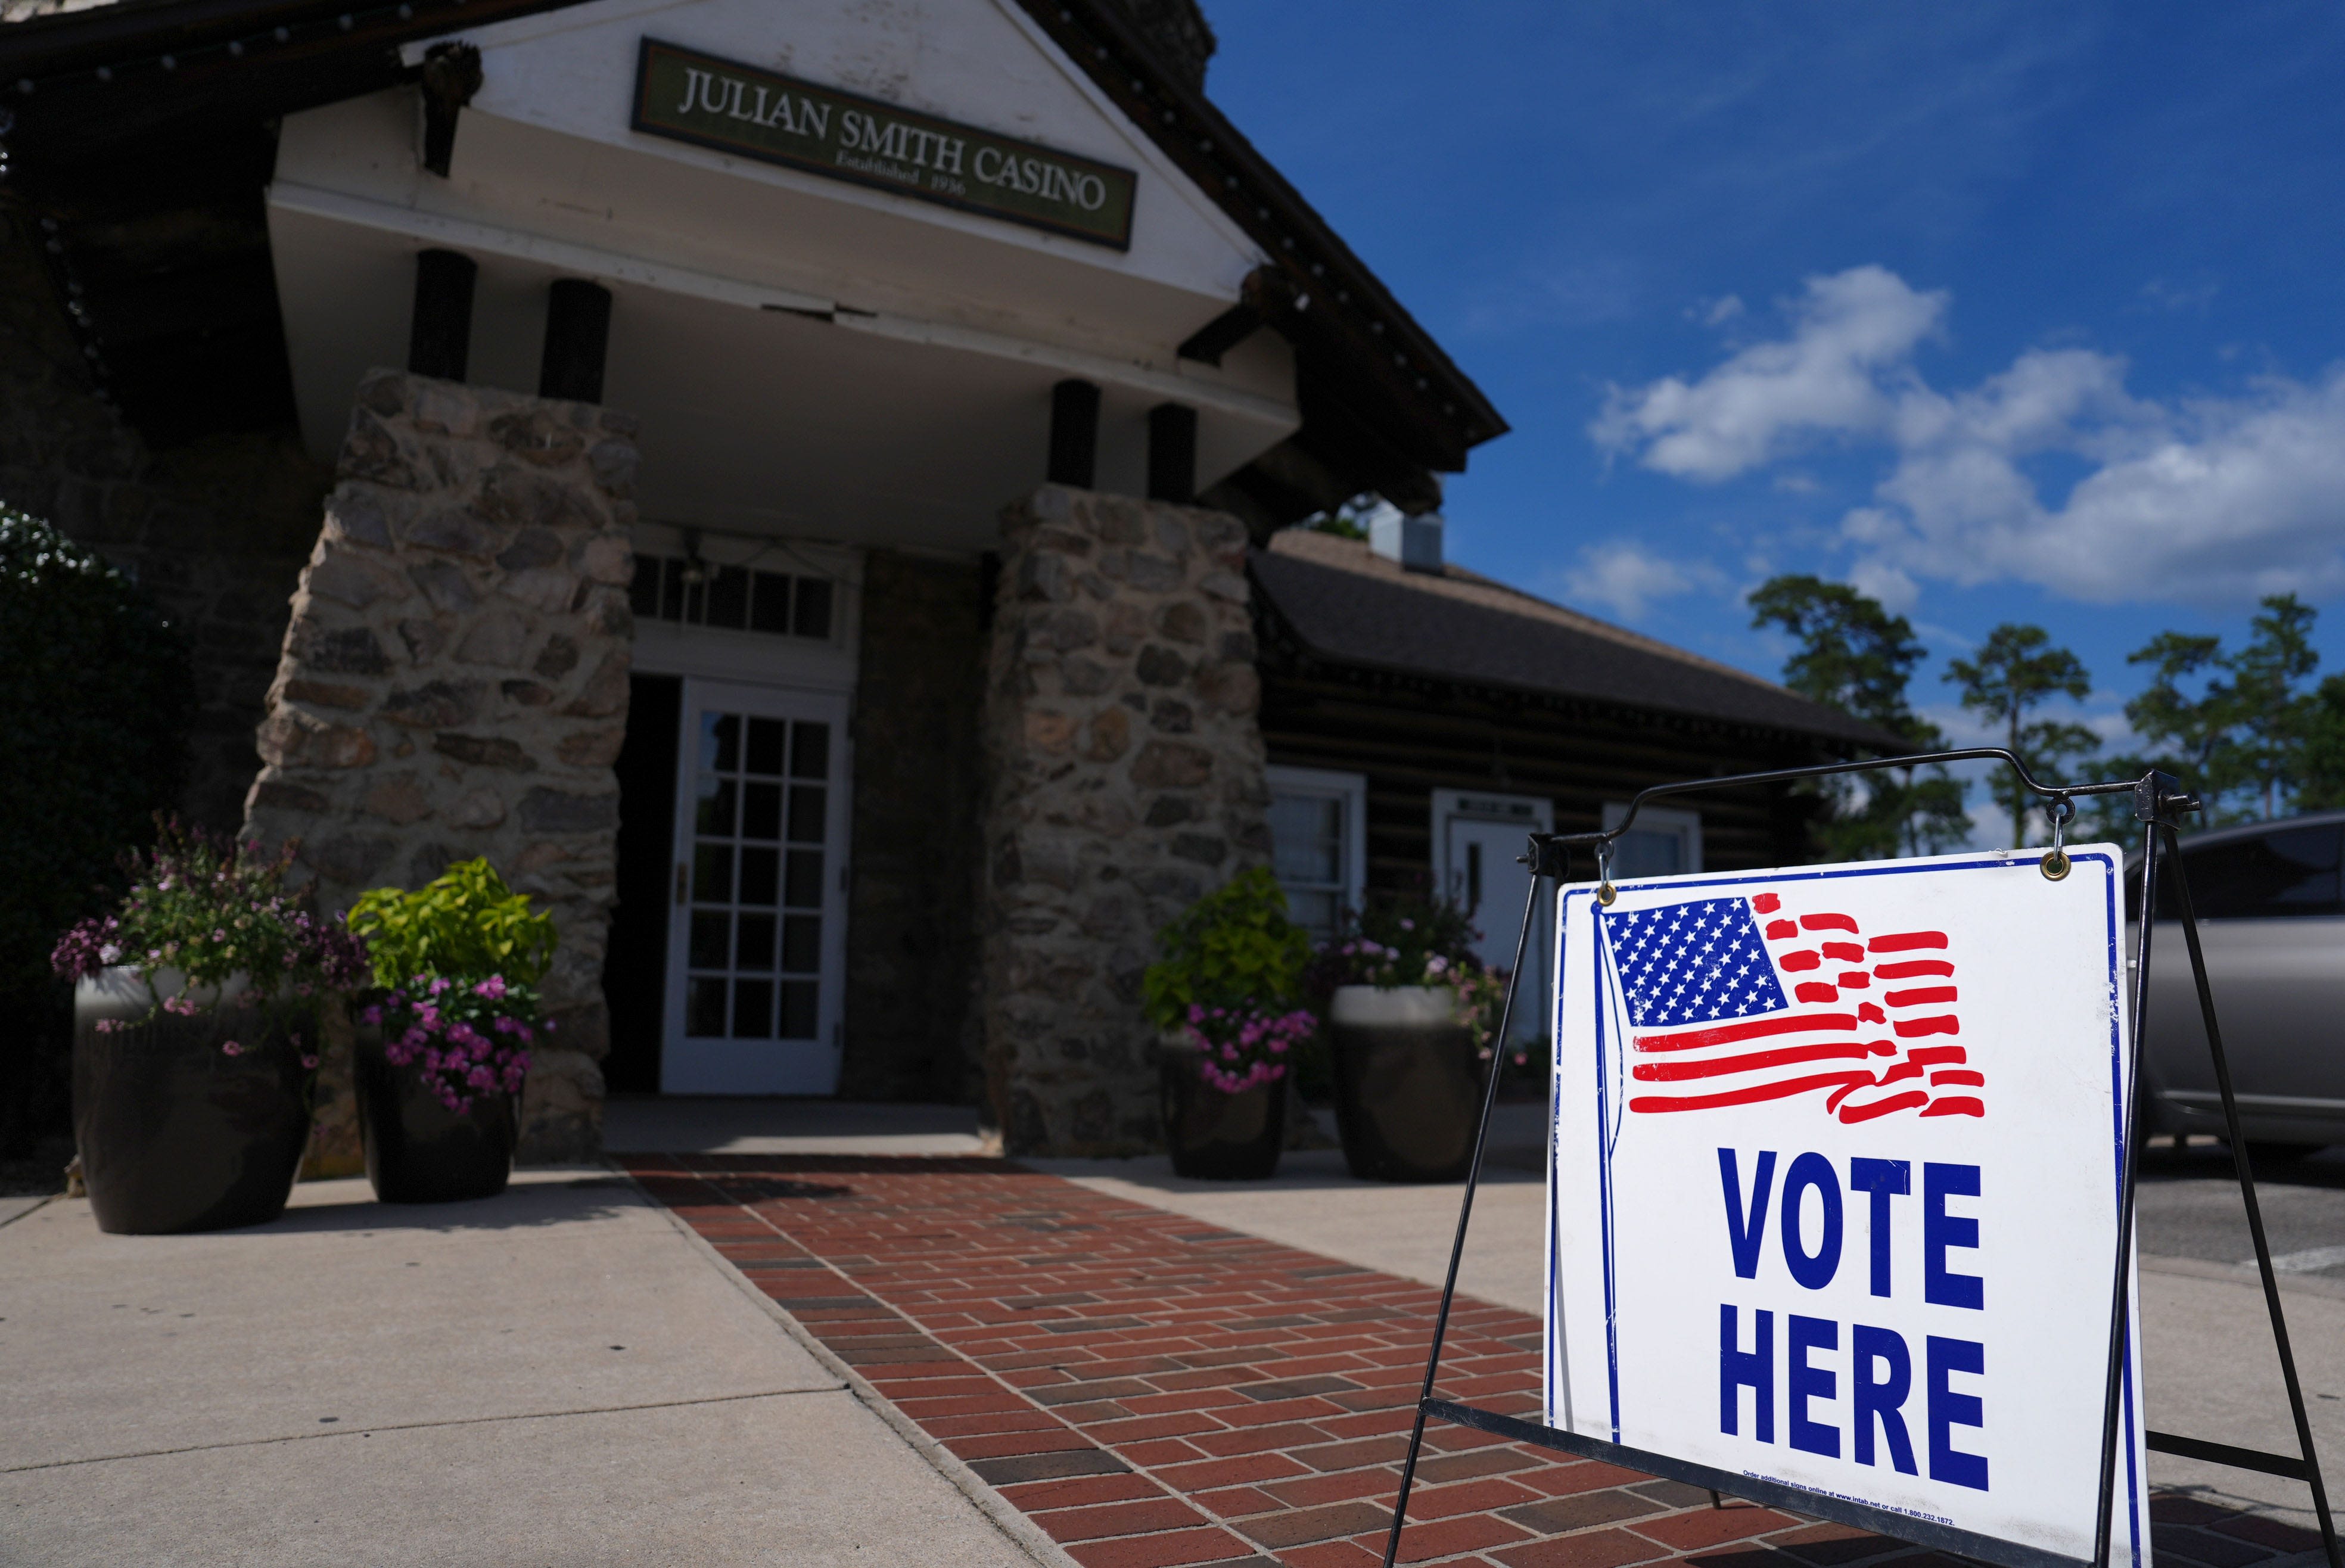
[1370,511,1444,573]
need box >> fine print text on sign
[630,38,1139,249]
[1546,848,2150,1567]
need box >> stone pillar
[979,485,1270,1155]
[241,369,639,1165]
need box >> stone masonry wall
[0,211,327,832]
[980,486,1271,1155]
[841,550,989,1103]
[241,369,639,1164]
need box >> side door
[1432,791,1554,1043]
[661,678,850,1095]
[2140,822,2345,1132]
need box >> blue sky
[1204,2,2345,818]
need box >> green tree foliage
[345,859,558,988]
[2300,672,2345,811]
[2105,595,2331,827]
[1749,575,1968,860]
[1302,494,1379,542]
[1945,623,2099,849]
[2223,595,2319,819]
[1140,868,1312,1032]
[0,505,192,1152]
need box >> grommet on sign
[1596,838,1618,906]
[2042,796,2074,881]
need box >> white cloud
[1558,542,1710,620]
[1592,266,1946,481]
[1594,266,2345,605]
[1845,558,1918,614]
[1702,295,1746,326]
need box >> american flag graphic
[1600,891,1982,1123]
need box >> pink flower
[474,975,508,1000]
[220,1041,243,1056]
[300,1054,321,1070]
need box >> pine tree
[1749,575,1967,860]
[1945,624,2098,849]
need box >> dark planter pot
[1330,985,1479,1183]
[1159,1047,1287,1180]
[353,1032,518,1204]
[72,969,316,1235]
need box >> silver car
[2128,811,2345,1156]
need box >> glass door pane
[664,680,847,1094]
[683,709,829,1041]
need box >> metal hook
[1596,838,1618,907]
[2042,796,2074,882]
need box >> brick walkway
[622,1155,2325,1568]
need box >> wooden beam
[537,277,611,403]
[408,248,475,382]
[1047,378,1100,489]
[1147,402,1197,505]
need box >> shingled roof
[1253,530,1898,749]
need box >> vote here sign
[1545,847,2150,1568]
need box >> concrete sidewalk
[8,1102,2338,1563]
[0,1171,1049,1567]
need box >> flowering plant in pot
[49,820,369,1234]
[1141,868,1314,1180]
[1306,892,1507,1183]
[346,859,555,1204]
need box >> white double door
[661,678,848,1095]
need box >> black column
[408,249,477,382]
[538,279,613,403]
[1147,402,1198,505]
[1047,379,1100,489]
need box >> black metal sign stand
[1379,751,2342,1568]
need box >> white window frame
[629,524,862,695]
[1601,801,1704,877]
[1265,765,1367,932]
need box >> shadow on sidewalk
[257,1171,641,1236]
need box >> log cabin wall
[1254,612,1846,897]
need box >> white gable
[266,0,1298,550]
[274,0,1265,350]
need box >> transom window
[631,555,834,640]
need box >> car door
[2138,822,2345,1134]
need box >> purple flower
[474,975,508,1000]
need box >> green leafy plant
[1141,868,1312,1032]
[346,860,556,990]
[51,818,370,1008]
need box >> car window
[2135,823,2345,920]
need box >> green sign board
[630,38,1138,250]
